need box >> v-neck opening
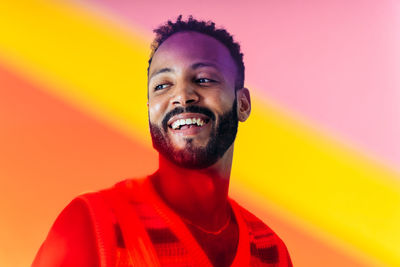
[143,177,250,267]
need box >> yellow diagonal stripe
[1,1,399,266]
[0,0,151,144]
[233,99,400,266]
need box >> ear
[236,87,251,122]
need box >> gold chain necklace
[181,211,232,235]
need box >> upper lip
[167,113,210,127]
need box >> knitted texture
[85,178,292,267]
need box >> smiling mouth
[168,117,210,130]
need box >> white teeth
[172,120,180,130]
[195,118,205,126]
[171,117,206,130]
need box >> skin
[148,31,251,266]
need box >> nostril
[185,99,196,104]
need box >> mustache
[162,106,216,131]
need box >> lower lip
[170,123,209,136]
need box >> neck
[150,146,234,230]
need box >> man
[33,16,292,267]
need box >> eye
[154,83,170,91]
[196,78,216,84]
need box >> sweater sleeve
[32,197,100,267]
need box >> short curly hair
[148,15,245,90]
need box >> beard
[149,99,238,169]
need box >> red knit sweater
[33,178,292,267]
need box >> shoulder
[231,200,293,267]
[32,191,116,267]
[32,178,147,267]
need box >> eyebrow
[191,62,219,70]
[149,67,173,80]
[149,62,220,80]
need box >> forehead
[149,31,237,77]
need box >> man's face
[147,31,239,169]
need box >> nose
[171,83,200,107]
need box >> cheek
[203,91,235,114]
[148,100,165,122]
